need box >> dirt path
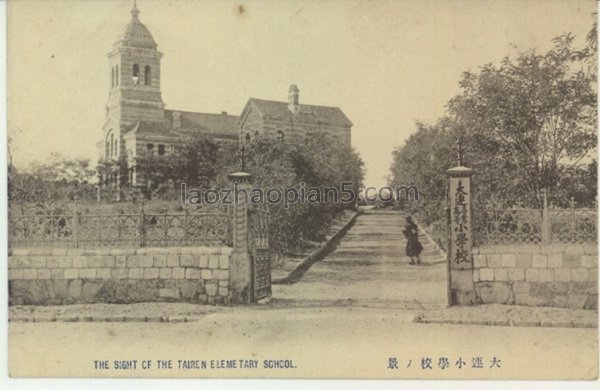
[272,209,448,309]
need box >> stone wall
[8,247,232,306]
[473,244,597,310]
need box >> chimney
[172,111,181,129]
[288,84,300,114]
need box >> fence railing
[474,207,597,246]
[8,207,232,249]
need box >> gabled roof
[164,110,239,138]
[120,110,239,141]
[240,98,353,128]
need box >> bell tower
[106,0,165,125]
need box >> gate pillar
[447,165,476,305]
[228,171,253,304]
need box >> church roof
[165,110,240,139]
[121,110,239,140]
[243,98,353,127]
[118,2,157,49]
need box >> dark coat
[403,222,423,257]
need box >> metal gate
[249,205,271,301]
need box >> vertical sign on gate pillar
[447,164,476,305]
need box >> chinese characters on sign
[453,180,469,265]
[448,171,473,271]
[388,356,502,370]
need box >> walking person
[403,215,423,265]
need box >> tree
[238,133,364,255]
[132,136,221,199]
[10,154,98,214]
[447,33,597,208]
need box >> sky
[7,0,597,188]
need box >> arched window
[144,65,151,86]
[276,131,284,142]
[111,67,114,88]
[115,64,119,86]
[132,64,139,85]
[245,133,251,143]
[110,133,114,157]
[114,139,118,157]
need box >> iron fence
[8,207,231,248]
[474,207,597,246]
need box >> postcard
[5,0,598,380]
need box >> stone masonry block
[116,256,127,268]
[513,281,531,294]
[554,268,571,282]
[539,269,555,283]
[185,268,201,279]
[72,256,88,268]
[172,267,185,279]
[562,254,582,268]
[547,253,563,268]
[153,255,168,267]
[88,256,115,268]
[473,255,486,269]
[199,255,209,268]
[96,268,111,279]
[501,255,516,268]
[10,257,31,269]
[201,269,213,280]
[79,268,97,279]
[205,282,218,297]
[21,268,36,280]
[159,288,180,299]
[473,269,480,282]
[525,268,540,281]
[69,279,82,299]
[180,255,197,267]
[515,254,532,268]
[487,255,502,268]
[9,269,24,280]
[532,254,547,268]
[47,257,73,268]
[581,255,598,268]
[111,268,128,279]
[219,255,230,269]
[36,269,51,279]
[571,269,588,282]
[144,268,159,279]
[64,268,79,279]
[127,255,152,268]
[51,268,65,279]
[479,268,494,281]
[159,268,172,279]
[30,257,46,268]
[128,268,144,279]
[167,255,179,267]
[208,255,220,269]
[215,270,229,280]
[494,268,508,281]
[219,287,228,297]
[508,268,525,281]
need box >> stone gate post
[228,171,253,304]
[447,165,476,305]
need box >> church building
[97,2,239,190]
[98,1,353,192]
